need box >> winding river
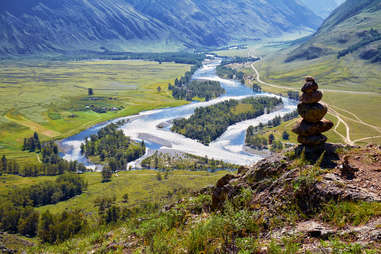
[59,57,297,169]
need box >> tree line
[220,56,260,65]
[141,151,239,171]
[172,97,283,145]
[216,65,245,84]
[22,132,41,152]
[216,56,260,85]
[245,127,287,152]
[245,110,298,151]
[169,80,225,101]
[1,141,87,177]
[61,52,205,66]
[287,91,300,101]
[0,173,87,240]
[9,173,87,207]
[80,122,146,174]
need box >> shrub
[186,215,225,254]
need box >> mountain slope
[297,0,342,18]
[287,0,381,62]
[0,0,323,55]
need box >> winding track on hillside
[250,60,381,145]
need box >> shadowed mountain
[0,0,322,55]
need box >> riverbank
[59,57,297,168]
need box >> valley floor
[0,60,190,164]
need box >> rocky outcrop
[208,145,381,250]
[340,155,360,179]
[211,144,381,218]
[293,77,333,146]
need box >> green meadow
[0,170,228,215]
[0,60,190,163]
[0,170,229,252]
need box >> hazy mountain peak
[296,0,342,18]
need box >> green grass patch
[320,201,381,228]
[35,170,228,215]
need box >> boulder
[340,156,359,180]
[292,119,333,136]
[297,103,328,123]
[298,134,327,146]
[297,221,336,240]
[216,174,236,187]
[300,90,322,104]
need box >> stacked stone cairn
[292,77,333,147]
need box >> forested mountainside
[287,0,381,63]
[0,0,322,55]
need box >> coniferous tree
[34,132,41,151]
[122,193,129,203]
[1,155,7,173]
[17,208,39,237]
[282,131,290,140]
[23,138,27,151]
[38,210,55,243]
[268,134,275,145]
[104,205,120,224]
[102,166,112,183]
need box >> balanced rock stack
[292,77,333,146]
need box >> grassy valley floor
[0,60,190,164]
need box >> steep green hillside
[287,0,381,62]
[0,0,322,55]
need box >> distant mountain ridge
[0,0,323,55]
[286,0,381,63]
[297,0,343,18]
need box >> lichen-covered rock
[297,221,336,240]
[314,173,381,202]
[242,154,288,184]
[297,103,328,123]
[292,119,333,136]
[216,174,236,187]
